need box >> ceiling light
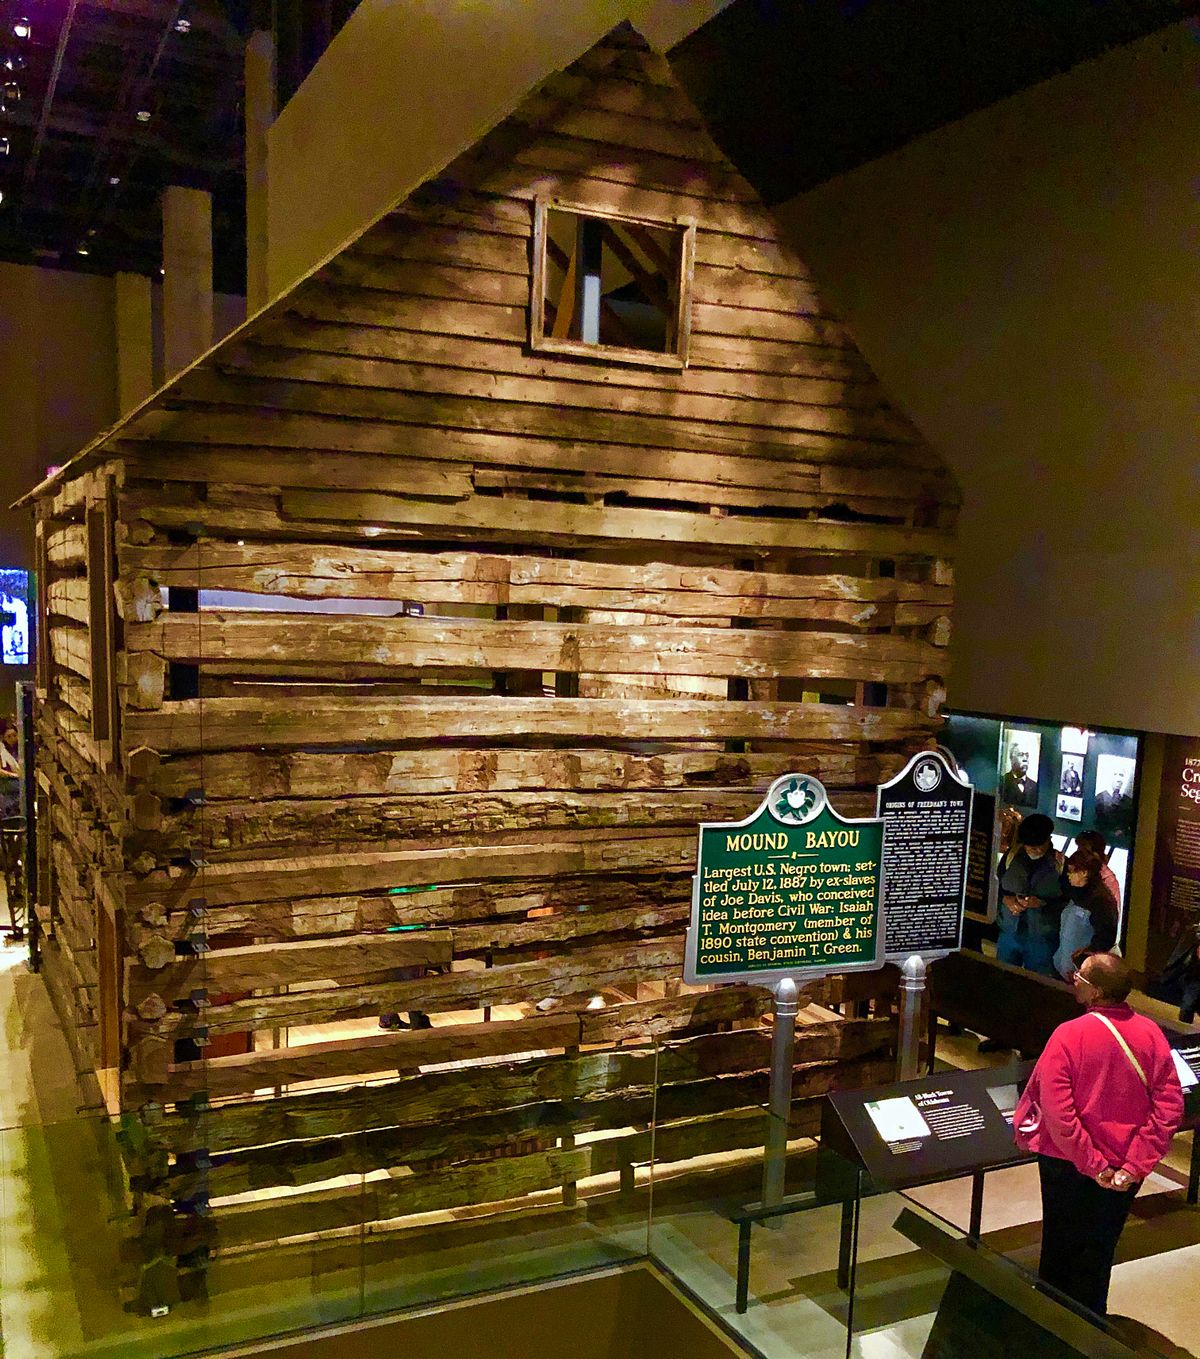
[174,17,192,33]
[76,244,89,256]
[136,109,151,123]
[3,82,20,103]
[0,137,9,156]
[12,19,31,41]
[0,191,5,207]
[108,175,121,186]
[3,56,24,72]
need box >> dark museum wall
[774,20,1200,738]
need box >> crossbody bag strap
[1091,1011,1149,1089]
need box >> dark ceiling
[671,0,1200,204]
[0,0,358,293]
[0,0,1194,296]
[0,1,249,291]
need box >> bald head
[1080,952,1131,1003]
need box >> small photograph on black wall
[1057,753,1084,820]
[1059,753,1084,797]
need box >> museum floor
[2,918,1199,1358]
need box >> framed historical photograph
[1094,753,1137,845]
[1061,726,1090,756]
[999,729,1040,809]
[1059,752,1084,798]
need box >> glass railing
[645,1133,1197,1359]
[3,1041,1195,1358]
[0,1048,656,1358]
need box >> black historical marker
[877,750,973,961]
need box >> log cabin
[18,23,955,1310]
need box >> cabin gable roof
[18,22,954,527]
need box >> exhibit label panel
[1169,1035,1200,1094]
[876,750,973,960]
[820,1062,1034,1189]
[684,774,884,986]
[964,790,997,923]
[1149,735,1200,973]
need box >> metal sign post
[762,976,799,1209]
[684,773,886,1208]
[897,955,927,1080]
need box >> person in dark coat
[1075,830,1122,909]
[1153,924,1200,1023]
[1053,847,1119,980]
[996,813,1064,976]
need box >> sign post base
[762,976,800,1211]
[898,954,927,1080]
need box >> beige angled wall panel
[774,20,1200,736]
[265,0,732,300]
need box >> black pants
[1037,1154,1138,1315]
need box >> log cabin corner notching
[20,24,956,1309]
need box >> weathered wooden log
[237,320,884,410]
[147,986,773,1104]
[159,1013,585,1103]
[188,1064,879,1207]
[124,834,696,909]
[208,345,920,447]
[116,651,167,710]
[278,489,947,558]
[46,576,90,624]
[141,937,687,1040]
[123,613,946,684]
[144,789,763,859]
[50,624,92,680]
[125,929,455,1007]
[129,873,691,948]
[46,523,88,569]
[154,1036,896,1158]
[213,1147,593,1249]
[123,695,939,754]
[120,404,940,500]
[116,480,949,555]
[132,744,906,801]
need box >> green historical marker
[684,773,885,985]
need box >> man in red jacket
[1014,951,1184,1315]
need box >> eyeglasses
[1072,970,1094,987]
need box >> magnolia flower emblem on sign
[770,774,825,825]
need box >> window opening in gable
[532,202,693,367]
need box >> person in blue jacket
[997,813,1064,976]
